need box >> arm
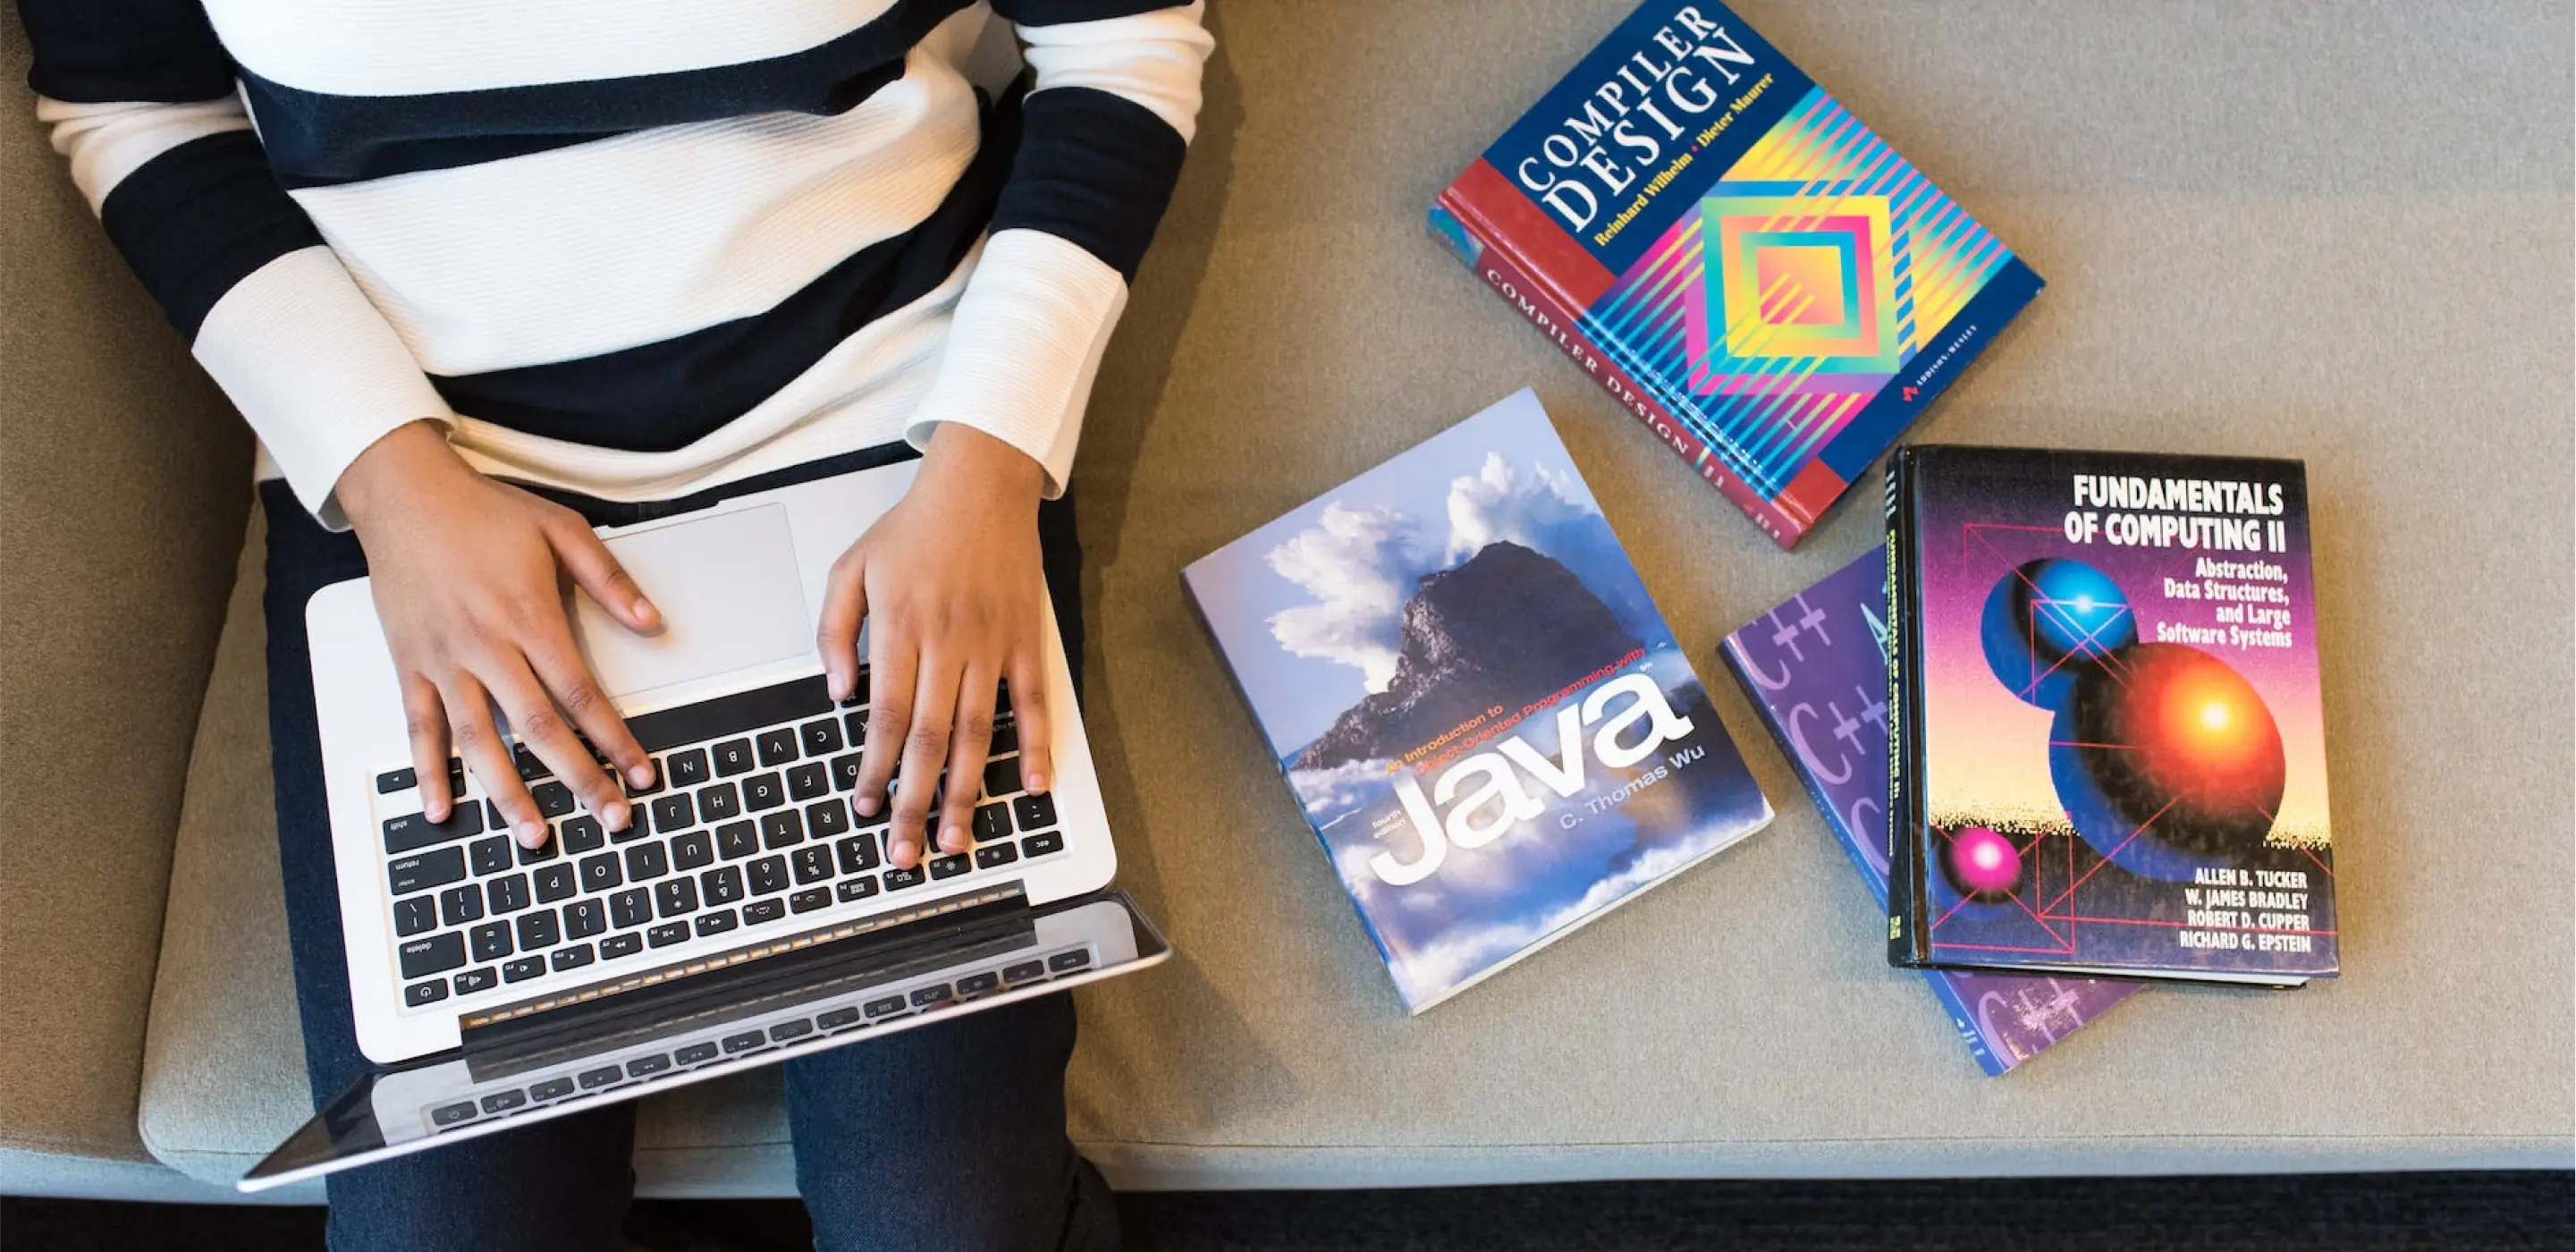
[823,0,1212,866]
[24,1,656,844]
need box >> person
[21,1,1212,1248]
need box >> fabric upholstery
[12,0,2573,1200]
[0,4,252,1179]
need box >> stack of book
[1185,0,2339,1070]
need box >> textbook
[1721,545,2138,1073]
[1183,389,1773,1012]
[1430,0,2043,550]
[1885,446,2339,986]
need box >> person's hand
[338,420,661,850]
[815,424,1053,870]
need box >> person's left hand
[816,423,1054,870]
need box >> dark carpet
[4,1172,2568,1251]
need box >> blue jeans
[258,445,1116,1252]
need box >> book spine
[1883,451,1926,967]
[1432,194,1812,551]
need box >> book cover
[1430,1,2043,550]
[1721,545,2139,1073]
[1886,446,2337,985]
[1183,389,1774,1012]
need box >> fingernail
[603,799,630,831]
[854,795,880,817]
[941,824,967,852]
[890,838,916,866]
[515,820,547,848]
[1026,770,1047,793]
[426,796,448,821]
[629,764,656,788]
[632,597,660,628]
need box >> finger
[935,666,1001,856]
[1007,649,1052,799]
[887,651,963,869]
[548,513,659,632]
[401,673,454,823]
[443,673,544,846]
[853,617,916,823]
[815,550,868,704]
[524,619,655,797]
[484,653,631,843]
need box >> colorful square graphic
[1695,190,1906,393]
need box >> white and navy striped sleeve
[906,0,1211,494]
[23,0,453,526]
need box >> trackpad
[569,503,812,701]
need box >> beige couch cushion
[136,0,2570,1193]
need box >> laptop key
[830,753,863,791]
[983,756,1020,799]
[712,739,756,777]
[1001,960,1045,984]
[836,834,880,875]
[560,816,606,854]
[807,798,851,839]
[403,978,449,1007]
[529,781,575,818]
[743,772,785,811]
[722,1030,766,1053]
[1012,792,1057,833]
[958,971,1001,996]
[516,909,560,951]
[624,842,670,882]
[883,865,925,892]
[988,719,1018,755]
[438,884,484,926]
[397,933,465,979]
[975,842,1018,870]
[626,1054,671,1078]
[715,821,760,860]
[791,845,833,885]
[598,933,642,960]
[577,1065,622,1090]
[799,718,842,757]
[816,1006,862,1030]
[1049,950,1092,972]
[609,888,652,929]
[502,956,545,984]
[550,943,594,973]
[452,966,497,995]
[748,856,789,895]
[528,1077,576,1101]
[694,909,738,938]
[972,803,1009,842]
[511,744,549,782]
[563,898,606,940]
[388,847,467,895]
[926,853,970,880]
[837,876,880,903]
[698,782,741,822]
[699,865,745,907]
[843,710,868,745]
[486,873,532,913]
[756,729,798,766]
[431,1101,477,1127]
[911,984,954,1007]
[383,805,482,855]
[482,1089,528,1114]
[469,835,513,876]
[534,862,577,903]
[1024,831,1065,858]
[760,810,804,849]
[742,899,785,926]
[516,829,560,864]
[770,1019,814,1042]
[865,995,907,1018]
[790,887,830,914]
[623,758,665,798]
[647,922,691,948]
[648,794,694,833]
[377,767,418,793]
[675,1042,719,1065]
[671,829,714,870]
[655,877,699,918]
[469,922,513,962]
[393,897,437,936]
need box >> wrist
[918,422,1047,506]
[336,420,469,534]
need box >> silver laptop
[242,456,1166,1191]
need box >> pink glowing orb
[1949,825,2022,896]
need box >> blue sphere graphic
[1980,559,2136,707]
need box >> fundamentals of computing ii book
[1183,389,1772,1012]
[1722,545,2138,1073]
[1886,446,2338,986]
[1431,0,2042,550]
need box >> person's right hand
[337,420,662,850]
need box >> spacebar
[626,676,833,754]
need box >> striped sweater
[22,0,1212,525]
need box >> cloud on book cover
[1263,452,1608,693]
[1380,833,1719,997]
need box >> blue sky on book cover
[1185,390,1771,1010]
[1722,546,2138,1073]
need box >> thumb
[551,515,659,631]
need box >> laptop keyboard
[375,674,1067,1011]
